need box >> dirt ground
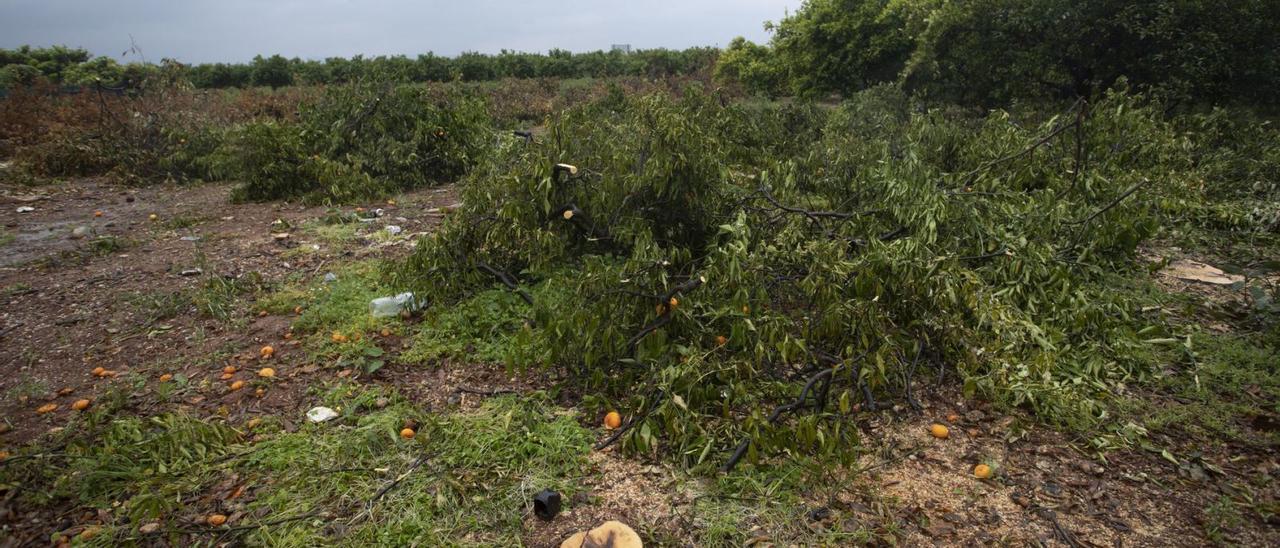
[1,179,1276,547]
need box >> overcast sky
[0,0,801,63]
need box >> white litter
[16,206,34,213]
[307,406,339,423]
[385,225,402,236]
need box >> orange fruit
[380,328,391,337]
[603,411,622,429]
[71,399,90,411]
[79,526,101,540]
[331,332,347,343]
[229,380,246,391]
[668,297,679,310]
[148,213,158,221]
[254,387,266,398]
[258,368,275,378]
[257,310,268,317]
[223,365,237,374]
[294,306,303,315]
[219,373,234,380]
[399,428,416,439]
[36,403,58,414]
[0,451,9,461]
[94,211,103,218]
[974,464,993,479]
[929,424,950,439]
[260,346,275,358]
[946,413,959,423]
[715,335,728,347]
[159,373,173,382]
[206,514,227,526]
[91,366,105,377]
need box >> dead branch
[722,366,837,472]
[1064,178,1148,226]
[475,261,534,305]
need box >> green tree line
[0,46,718,90]
[716,0,1280,107]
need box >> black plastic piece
[533,489,562,520]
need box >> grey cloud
[0,0,800,63]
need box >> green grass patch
[401,287,531,365]
[1118,331,1279,446]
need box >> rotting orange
[946,413,959,423]
[260,345,275,358]
[159,373,173,382]
[36,403,58,414]
[91,366,105,377]
[206,514,227,526]
[929,424,950,439]
[400,428,416,439]
[257,310,268,317]
[974,464,993,479]
[71,399,90,411]
[258,368,275,378]
[715,335,728,347]
[229,380,246,391]
[254,387,266,398]
[219,373,234,380]
[380,328,391,337]
[294,306,303,315]
[603,411,622,429]
[223,365,237,374]
[331,332,348,343]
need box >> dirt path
[0,179,458,444]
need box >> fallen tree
[396,86,1230,469]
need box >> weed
[125,290,193,324]
[1204,495,1245,544]
[194,272,266,322]
[161,214,203,230]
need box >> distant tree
[62,56,124,86]
[903,0,1280,106]
[714,37,784,96]
[251,54,294,89]
[0,64,42,88]
[769,0,914,98]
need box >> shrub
[223,82,492,203]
